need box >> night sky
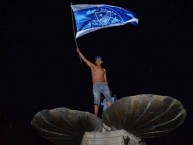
[1,0,193,145]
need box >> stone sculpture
[31,94,186,145]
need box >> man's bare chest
[92,67,104,74]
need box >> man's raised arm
[76,47,94,68]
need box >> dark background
[1,0,193,144]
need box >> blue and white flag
[71,4,139,38]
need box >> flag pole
[70,3,82,62]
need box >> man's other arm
[104,69,108,85]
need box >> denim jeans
[93,82,112,105]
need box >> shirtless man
[76,47,112,115]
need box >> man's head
[94,56,103,65]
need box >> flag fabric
[71,4,139,38]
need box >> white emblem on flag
[93,9,123,26]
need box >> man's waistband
[93,82,106,85]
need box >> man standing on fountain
[76,47,112,116]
